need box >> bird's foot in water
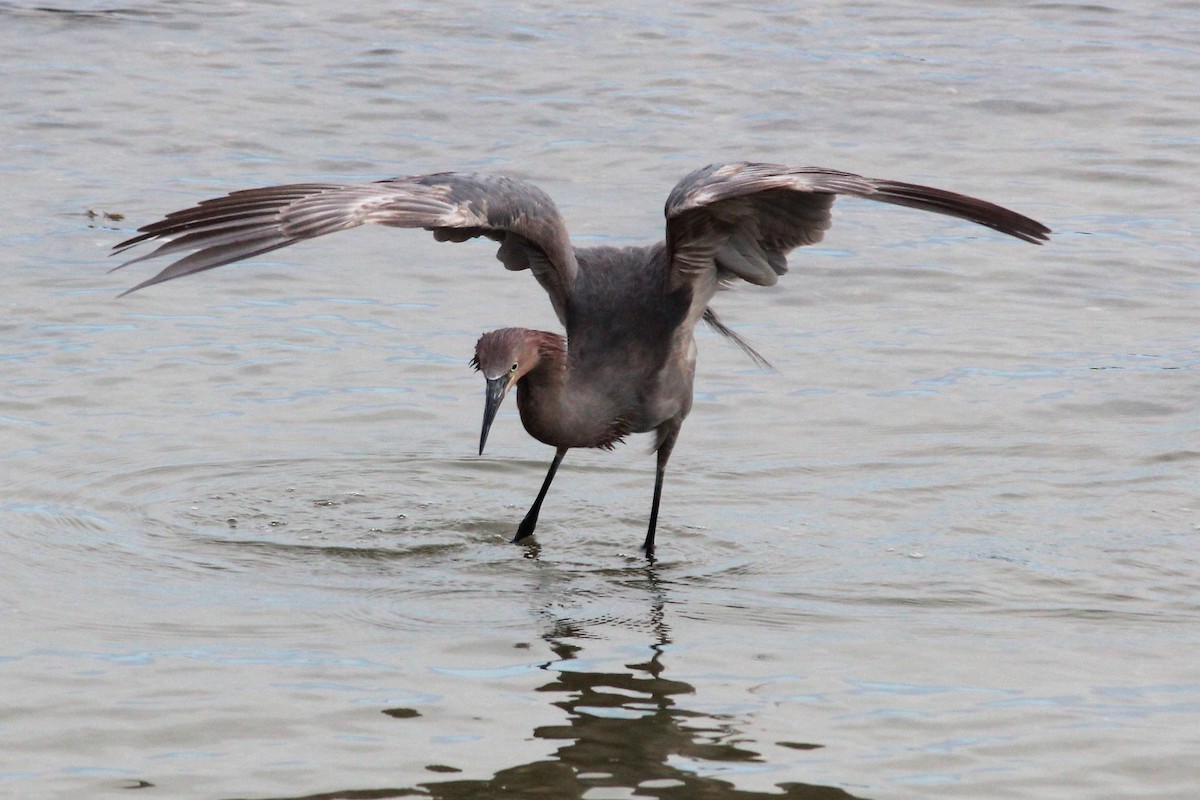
[512,515,538,543]
[640,524,658,560]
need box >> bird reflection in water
[224,566,872,800]
[436,638,866,800]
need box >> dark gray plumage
[111,162,1050,555]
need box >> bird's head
[471,328,546,455]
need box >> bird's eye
[509,361,519,372]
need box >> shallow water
[2,1,1198,798]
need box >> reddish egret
[111,162,1050,555]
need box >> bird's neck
[514,331,625,449]
[514,330,569,410]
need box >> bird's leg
[644,429,679,557]
[513,447,567,543]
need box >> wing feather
[665,162,1050,291]
[111,173,578,321]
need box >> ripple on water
[50,452,732,637]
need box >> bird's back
[562,243,696,435]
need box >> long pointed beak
[479,376,511,455]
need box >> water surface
[2,1,1198,798]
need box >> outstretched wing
[111,172,578,322]
[665,162,1050,291]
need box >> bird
[110,162,1050,556]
